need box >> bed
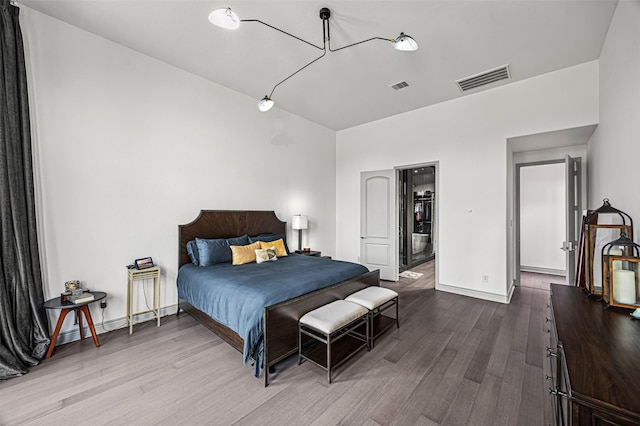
[176,210,380,386]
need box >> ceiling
[19,0,617,131]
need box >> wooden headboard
[178,210,287,267]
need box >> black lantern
[602,230,640,309]
[584,199,633,296]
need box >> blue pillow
[227,234,250,247]
[195,235,250,266]
[195,238,228,266]
[249,234,290,254]
[186,240,200,266]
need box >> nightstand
[295,250,321,257]
[126,266,161,334]
[43,291,107,358]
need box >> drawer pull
[546,347,557,357]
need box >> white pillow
[255,247,277,264]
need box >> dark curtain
[0,0,50,379]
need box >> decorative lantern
[584,199,633,296]
[602,230,640,309]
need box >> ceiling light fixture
[209,7,418,112]
[258,96,274,112]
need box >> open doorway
[515,156,582,288]
[399,165,436,272]
[517,161,568,288]
[507,125,593,294]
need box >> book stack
[70,293,94,304]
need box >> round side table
[43,291,107,359]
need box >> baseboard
[52,304,178,346]
[520,265,566,276]
[436,283,511,304]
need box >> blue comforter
[177,254,368,377]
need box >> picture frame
[65,280,80,292]
[134,257,155,269]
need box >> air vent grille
[390,81,409,90]
[456,64,510,92]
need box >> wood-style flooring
[519,271,566,291]
[0,263,556,425]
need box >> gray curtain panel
[0,0,50,379]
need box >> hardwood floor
[0,263,555,425]
[520,271,566,291]
[395,259,436,290]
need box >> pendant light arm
[323,16,392,53]
[329,36,394,52]
[241,19,324,51]
[268,49,326,98]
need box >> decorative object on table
[583,199,633,296]
[64,280,79,292]
[134,257,155,270]
[294,249,321,257]
[602,230,640,310]
[70,292,94,304]
[292,214,308,252]
[62,280,93,303]
[575,210,595,288]
[208,7,418,112]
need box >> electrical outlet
[101,300,107,309]
[482,275,489,283]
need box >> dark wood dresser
[549,284,640,425]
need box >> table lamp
[292,214,308,252]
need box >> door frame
[395,161,439,282]
[514,158,582,286]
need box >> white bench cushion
[345,287,398,310]
[299,300,368,334]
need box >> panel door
[360,170,398,281]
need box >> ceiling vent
[455,64,510,92]
[390,81,409,90]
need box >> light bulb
[258,96,274,112]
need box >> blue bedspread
[177,254,368,377]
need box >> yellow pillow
[230,242,261,265]
[259,239,288,257]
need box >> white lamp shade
[393,33,418,51]
[258,96,274,112]
[292,215,308,230]
[208,8,240,30]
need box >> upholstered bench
[345,286,399,349]
[298,300,369,383]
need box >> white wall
[519,163,565,272]
[336,62,599,302]
[588,0,640,242]
[21,8,337,337]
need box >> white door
[562,155,580,285]
[360,170,398,281]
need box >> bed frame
[177,210,380,386]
